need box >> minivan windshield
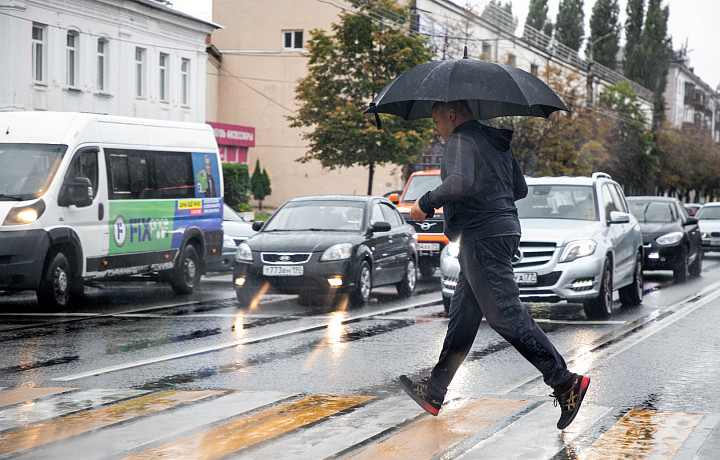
[402,174,442,203]
[516,185,598,220]
[0,144,67,200]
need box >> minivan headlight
[3,199,46,225]
[320,243,352,261]
[560,240,597,263]
[656,231,683,245]
[235,242,253,262]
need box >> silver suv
[440,173,644,319]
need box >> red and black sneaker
[553,374,591,429]
[399,375,443,416]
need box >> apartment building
[0,0,217,122]
[664,53,719,142]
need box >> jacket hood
[479,122,513,152]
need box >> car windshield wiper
[0,193,24,201]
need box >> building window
[481,42,492,60]
[159,53,169,102]
[32,24,46,83]
[282,30,303,49]
[181,58,190,105]
[66,32,79,87]
[135,47,146,97]
[97,39,108,91]
[530,63,539,76]
[506,53,516,67]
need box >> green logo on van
[109,201,175,254]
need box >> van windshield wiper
[0,193,24,201]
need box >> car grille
[710,232,720,237]
[261,253,311,264]
[512,242,557,268]
[404,216,444,234]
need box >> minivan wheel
[619,251,644,306]
[171,244,201,294]
[37,251,73,309]
[396,258,417,297]
[584,258,613,319]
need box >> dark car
[233,195,418,306]
[627,196,702,281]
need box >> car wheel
[396,258,417,297]
[673,249,690,282]
[419,262,435,278]
[442,295,451,314]
[689,248,703,277]
[350,260,372,306]
[619,251,643,306]
[171,244,201,294]
[583,257,613,319]
[37,250,74,309]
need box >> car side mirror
[388,193,399,205]
[685,216,698,225]
[608,211,630,224]
[59,177,93,208]
[371,221,392,232]
[252,221,265,231]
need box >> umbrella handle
[374,112,382,130]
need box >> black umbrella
[364,48,568,128]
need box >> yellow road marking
[0,390,221,456]
[127,393,374,460]
[348,398,529,459]
[0,387,77,408]
[579,409,704,459]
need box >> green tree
[597,80,656,193]
[261,168,272,200]
[250,159,270,211]
[289,0,435,195]
[221,162,250,210]
[586,0,620,70]
[555,0,585,51]
[525,0,549,32]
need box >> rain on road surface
[1,258,720,458]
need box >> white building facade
[0,0,217,122]
[664,56,718,142]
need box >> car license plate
[514,272,537,285]
[418,243,440,251]
[263,265,303,276]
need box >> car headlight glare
[560,240,597,263]
[656,231,683,245]
[320,243,353,261]
[235,242,253,262]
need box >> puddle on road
[0,356,80,375]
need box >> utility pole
[586,30,616,106]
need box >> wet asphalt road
[1,256,720,458]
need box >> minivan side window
[105,149,194,199]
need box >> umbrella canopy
[364,51,568,123]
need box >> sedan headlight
[656,231,683,245]
[235,242,253,262]
[560,240,597,263]
[320,243,353,261]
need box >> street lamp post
[586,30,616,106]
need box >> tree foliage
[222,162,250,210]
[289,0,435,195]
[250,159,271,211]
[555,0,585,51]
[586,0,620,70]
[525,0,549,32]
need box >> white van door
[60,147,109,275]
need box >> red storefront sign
[207,121,255,148]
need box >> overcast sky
[170,0,719,88]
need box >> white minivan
[0,112,224,308]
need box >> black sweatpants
[428,235,573,399]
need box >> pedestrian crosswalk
[0,386,715,459]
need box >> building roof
[130,0,221,29]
